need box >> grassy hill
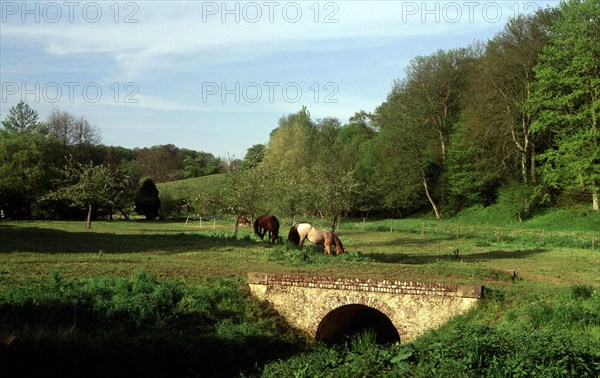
[156,173,229,199]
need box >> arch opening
[315,304,400,345]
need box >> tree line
[1,0,597,226]
[231,0,598,227]
[0,102,223,220]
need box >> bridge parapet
[248,272,481,298]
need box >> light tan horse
[287,223,345,255]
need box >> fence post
[541,229,545,245]
[213,219,216,230]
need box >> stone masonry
[248,272,482,343]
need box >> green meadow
[1,214,599,376]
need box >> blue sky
[1,1,560,158]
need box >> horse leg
[324,243,331,255]
[298,235,306,247]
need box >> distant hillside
[156,174,228,199]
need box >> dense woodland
[1,0,598,224]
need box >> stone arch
[315,304,401,345]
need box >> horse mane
[287,225,301,246]
[332,233,345,255]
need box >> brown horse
[287,223,345,255]
[254,215,280,244]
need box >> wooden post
[213,219,216,230]
[541,229,545,245]
[199,216,202,227]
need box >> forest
[1,0,598,224]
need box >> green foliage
[268,243,373,266]
[183,151,220,178]
[528,0,600,209]
[158,188,187,219]
[1,100,39,132]
[0,272,305,377]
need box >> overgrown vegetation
[0,271,305,377]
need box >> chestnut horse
[287,223,345,255]
[254,215,280,244]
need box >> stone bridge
[248,272,483,344]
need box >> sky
[1,0,561,158]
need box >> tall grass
[0,272,305,377]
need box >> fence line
[349,220,599,251]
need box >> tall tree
[374,81,443,219]
[462,9,558,185]
[241,144,265,170]
[528,0,600,210]
[1,101,39,132]
[0,103,63,218]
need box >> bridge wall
[248,272,482,342]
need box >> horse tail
[332,233,345,255]
[287,225,300,246]
[270,215,280,243]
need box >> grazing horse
[236,215,252,226]
[287,223,345,255]
[254,215,280,244]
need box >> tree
[462,10,558,185]
[241,144,265,170]
[1,101,39,132]
[528,0,600,210]
[133,145,184,183]
[1,103,63,218]
[45,159,130,228]
[135,179,161,220]
[183,151,220,178]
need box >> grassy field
[1,217,599,376]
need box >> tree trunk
[117,207,130,220]
[593,190,599,211]
[421,171,442,220]
[86,204,92,229]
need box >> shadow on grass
[0,224,263,254]
[365,248,548,264]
